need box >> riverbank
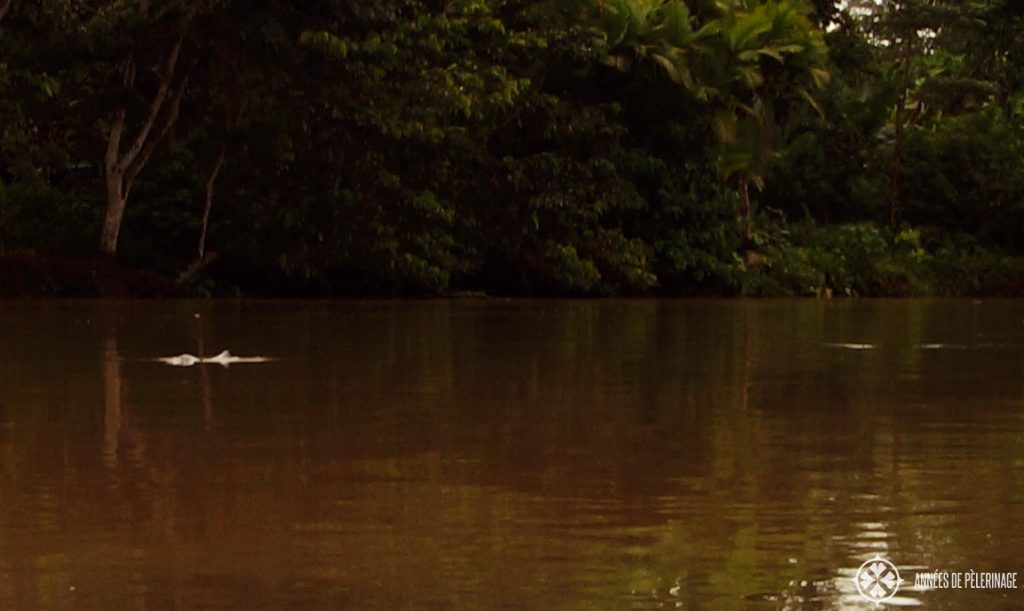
[0,255,177,298]
[731,223,1024,299]
[4,229,1024,299]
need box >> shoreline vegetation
[4,237,1024,298]
[3,2,1024,298]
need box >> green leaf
[299,30,349,58]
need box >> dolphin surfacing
[157,350,274,367]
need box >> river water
[0,300,1022,609]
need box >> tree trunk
[198,143,226,259]
[102,170,128,256]
[890,36,912,228]
[0,0,11,24]
[890,97,903,228]
[98,39,189,256]
[738,177,753,241]
[739,177,751,219]
[101,108,128,256]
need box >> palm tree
[708,1,829,221]
[596,0,829,224]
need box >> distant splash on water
[824,342,1019,351]
[155,350,275,367]
[823,343,876,350]
[914,343,968,350]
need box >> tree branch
[124,71,188,187]
[117,38,183,172]
[123,58,136,90]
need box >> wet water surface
[1,300,1022,609]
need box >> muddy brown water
[1,300,1022,609]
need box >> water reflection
[103,337,122,468]
[0,300,1022,608]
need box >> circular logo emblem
[854,555,902,604]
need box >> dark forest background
[3,0,1024,297]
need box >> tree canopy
[2,0,1024,297]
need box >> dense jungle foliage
[2,0,1024,296]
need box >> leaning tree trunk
[198,143,226,260]
[194,95,246,266]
